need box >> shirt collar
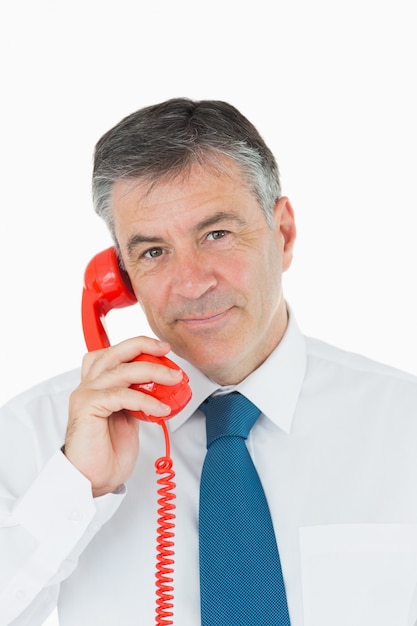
[167,307,306,434]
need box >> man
[1,98,417,626]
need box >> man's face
[112,160,296,385]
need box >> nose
[171,251,217,300]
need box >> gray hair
[92,98,281,242]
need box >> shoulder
[0,369,82,470]
[304,336,417,415]
[0,368,81,419]
[305,336,416,383]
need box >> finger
[121,387,173,418]
[84,358,182,394]
[71,385,173,421]
[82,336,171,378]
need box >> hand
[65,337,183,497]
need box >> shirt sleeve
[0,372,126,626]
[0,450,125,626]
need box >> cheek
[135,298,170,342]
[133,282,168,326]
[221,251,275,301]
[257,248,284,303]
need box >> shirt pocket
[299,524,417,626]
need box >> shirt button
[88,523,100,532]
[69,510,82,523]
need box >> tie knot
[200,392,261,448]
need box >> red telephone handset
[81,246,190,625]
[81,246,192,421]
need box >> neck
[204,306,289,386]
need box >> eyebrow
[126,234,164,258]
[126,210,246,258]
[193,210,247,233]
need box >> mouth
[177,308,234,327]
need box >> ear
[273,196,296,271]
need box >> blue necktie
[199,392,291,625]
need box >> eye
[142,247,163,259]
[207,230,229,241]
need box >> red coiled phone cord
[154,420,176,625]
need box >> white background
[0,1,416,624]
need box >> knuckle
[81,349,102,376]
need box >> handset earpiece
[82,247,137,351]
[81,247,192,421]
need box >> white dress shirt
[1,311,417,626]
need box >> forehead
[110,158,253,220]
